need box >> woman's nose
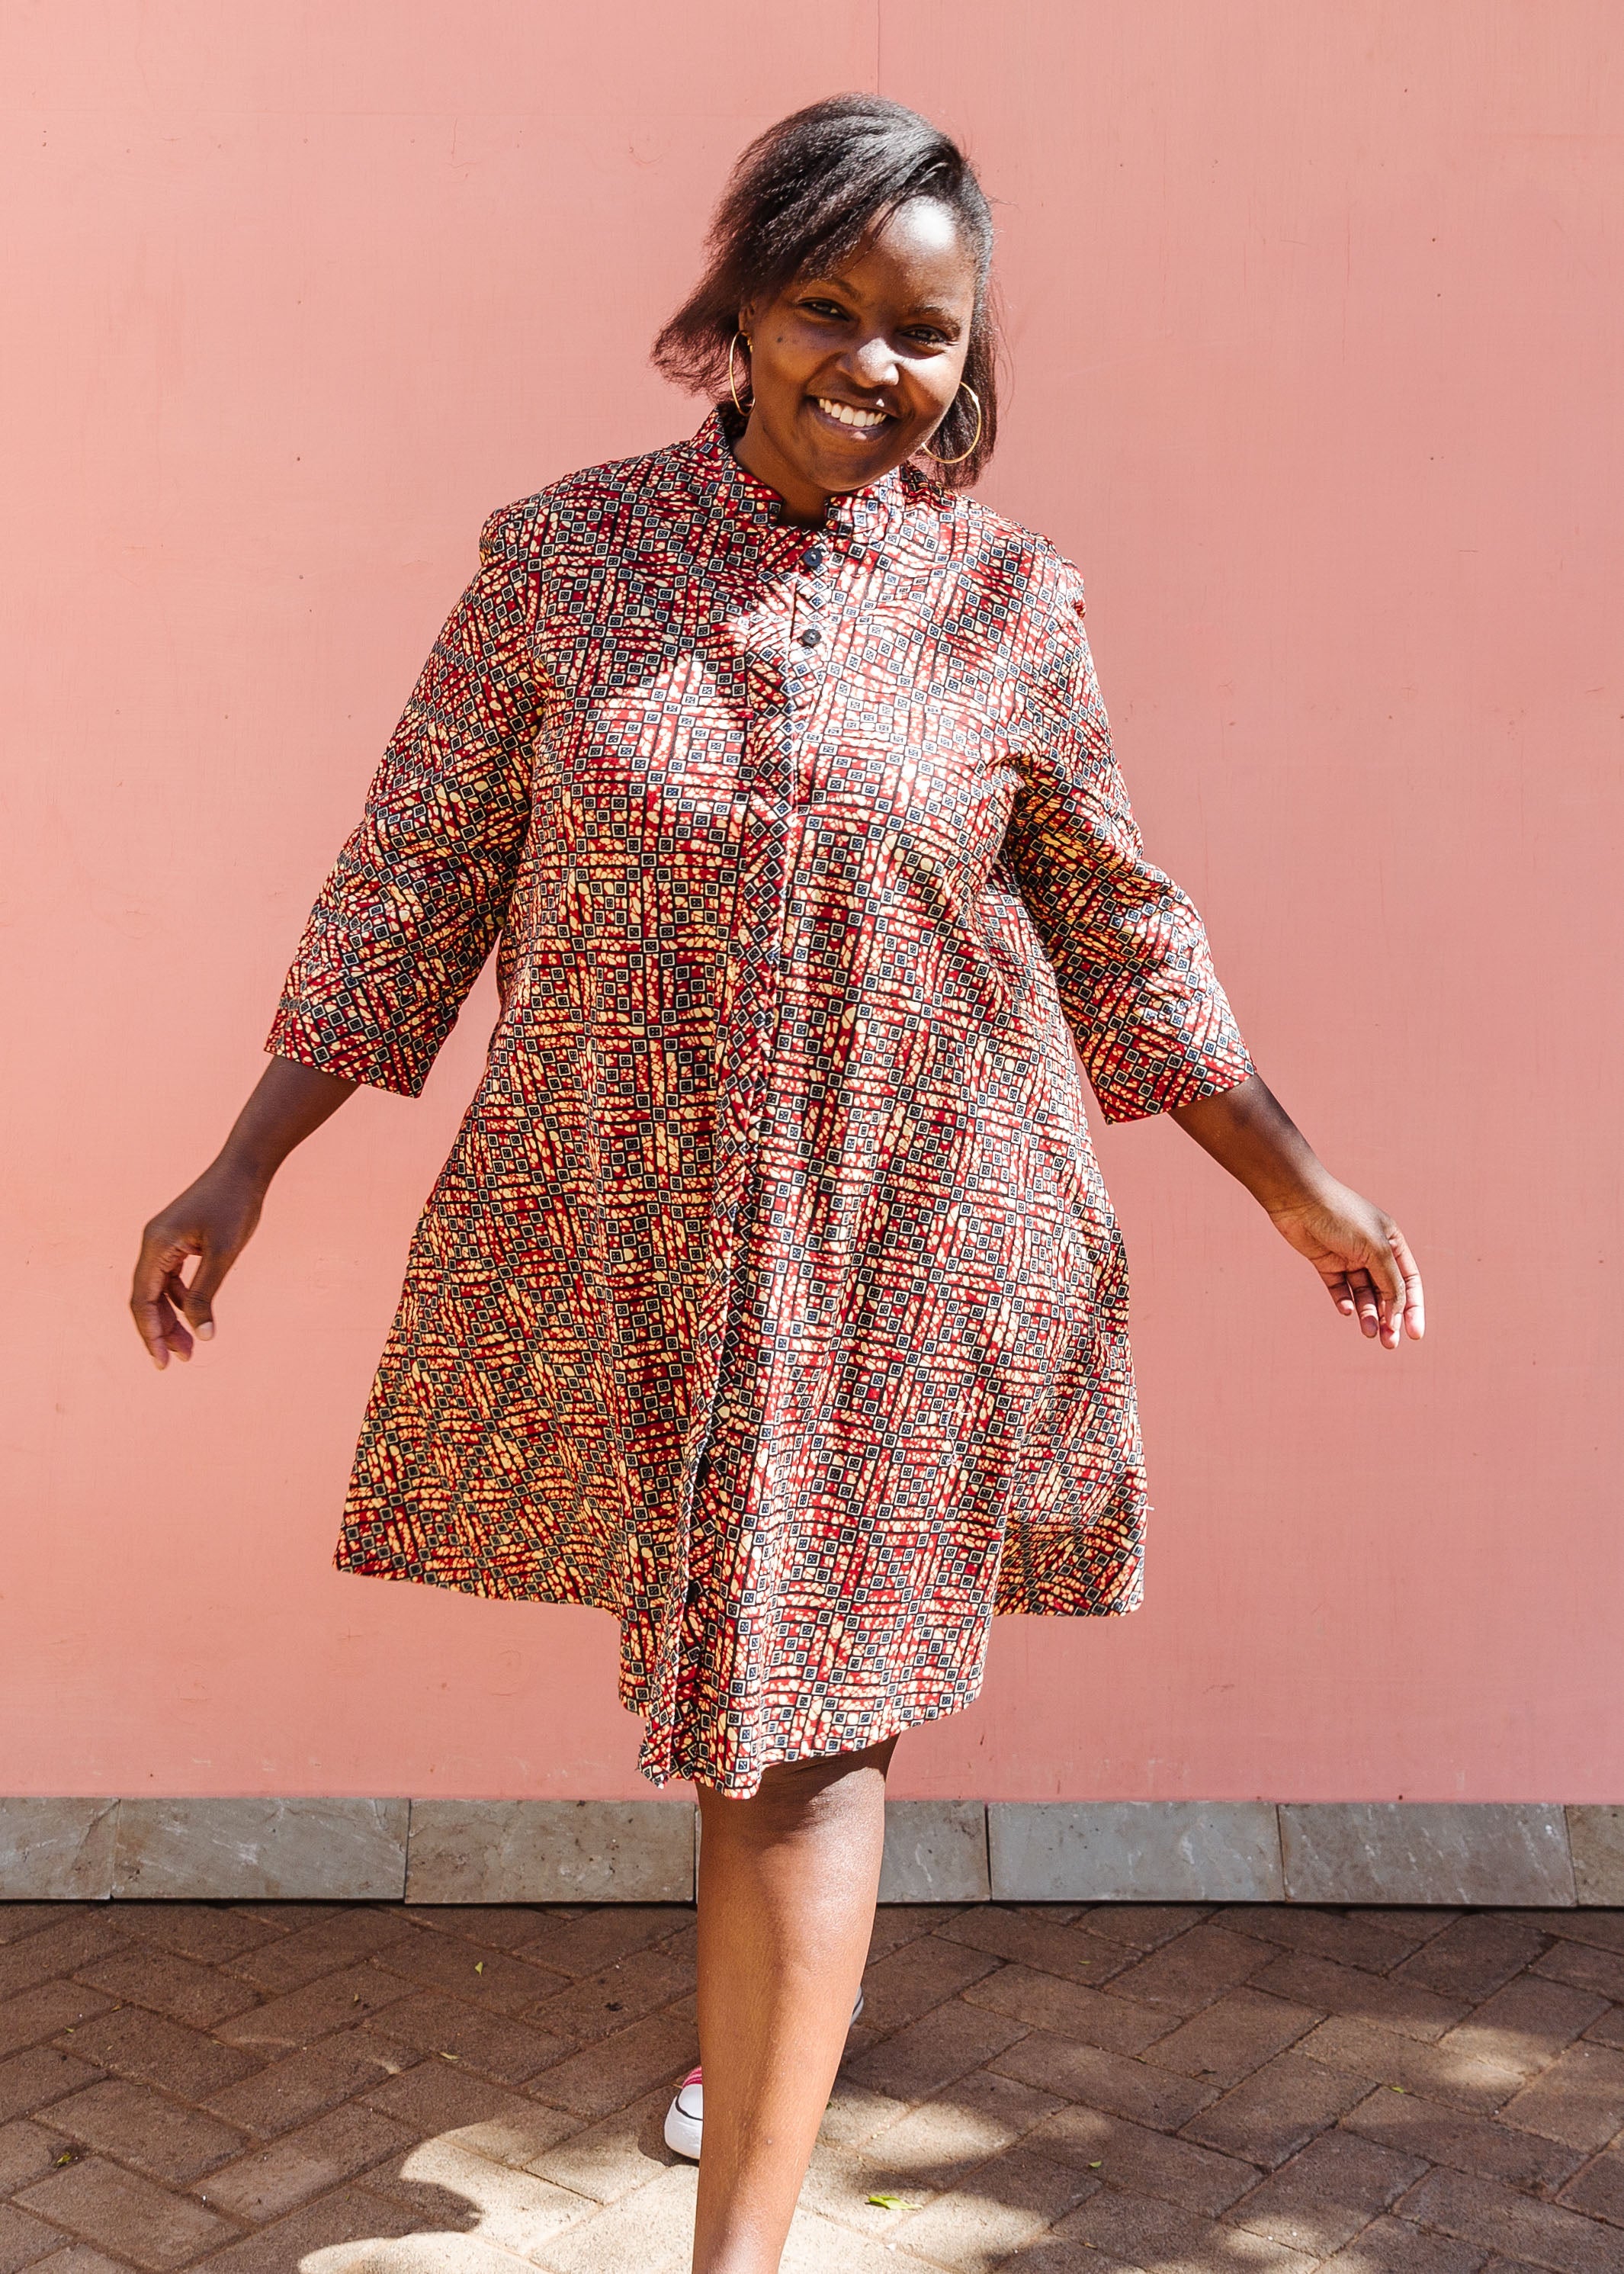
[842,336,901,391]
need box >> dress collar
[684,405,945,564]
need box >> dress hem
[334,1548,1143,1797]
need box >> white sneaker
[663,1987,865,2160]
[664,2064,705,2160]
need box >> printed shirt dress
[268,406,1252,1797]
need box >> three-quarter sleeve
[1003,558,1252,1123]
[266,503,544,1097]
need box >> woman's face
[737,197,978,522]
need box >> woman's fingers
[131,1225,213,1367]
[175,1249,225,1342]
[1362,1221,1426,1348]
[1388,1224,1426,1341]
[135,1285,181,1367]
[1346,1266,1382,1338]
[132,1238,193,1368]
[1323,1219,1420,1349]
[159,1271,196,1361]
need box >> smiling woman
[736,198,977,517]
[653,92,997,497]
[131,91,1421,2274]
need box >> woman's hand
[1265,1180,1424,1349]
[1170,1071,1424,1351]
[131,1164,267,1368]
[130,1057,358,1370]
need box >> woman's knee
[698,1735,897,1843]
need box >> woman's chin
[794,417,910,490]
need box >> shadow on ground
[1,1894,1621,2269]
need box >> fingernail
[197,1322,214,1341]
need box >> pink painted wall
[5,4,1619,1804]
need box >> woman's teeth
[815,398,887,430]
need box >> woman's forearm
[132,1056,360,1366]
[1171,1068,1423,1344]
[1170,1071,1334,1216]
[214,1056,359,1190]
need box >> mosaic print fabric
[268,409,1251,1794]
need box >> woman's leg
[691,1734,897,2274]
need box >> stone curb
[2,1799,1620,1905]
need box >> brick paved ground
[2,1898,1623,2271]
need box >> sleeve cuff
[265,1005,430,1099]
[1093,1048,1255,1126]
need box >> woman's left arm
[1172,1071,1424,1349]
[1003,553,1423,1351]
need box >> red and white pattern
[269,410,1251,1795]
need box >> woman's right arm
[130,1058,357,1368]
[132,496,544,1372]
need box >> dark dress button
[801,547,826,571]
[799,628,821,648]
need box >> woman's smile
[808,393,892,435]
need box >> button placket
[788,539,836,808]
[657,555,798,1771]
[663,467,877,1767]
[634,415,964,1787]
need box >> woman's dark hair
[653,95,1000,487]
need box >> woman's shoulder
[476,437,689,564]
[933,493,1091,686]
[939,492,1087,620]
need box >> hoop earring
[922,384,983,465]
[728,331,753,416]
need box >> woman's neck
[731,413,831,527]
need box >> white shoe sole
[663,1987,865,2162]
[663,2086,704,2159]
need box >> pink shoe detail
[663,1990,862,2163]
